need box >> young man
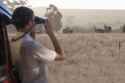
[11,6,64,83]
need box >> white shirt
[22,34,57,62]
[11,32,57,83]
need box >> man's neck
[17,29,26,33]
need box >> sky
[28,0,125,9]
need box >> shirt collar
[16,32,33,41]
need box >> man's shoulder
[22,35,35,44]
[22,39,41,50]
[21,34,41,49]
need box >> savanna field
[26,33,125,83]
[3,1,125,83]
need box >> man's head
[12,6,34,31]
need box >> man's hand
[55,51,65,61]
[30,25,36,39]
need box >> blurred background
[2,0,125,33]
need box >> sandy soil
[35,33,125,83]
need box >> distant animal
[94,25,112,33]
[121,24,125,32]
[62,27,73,33]
[94,26,105,33]
[104,25,112,32]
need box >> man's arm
[44,20,64,61]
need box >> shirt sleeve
[36,46,57,62]
[24,41,57,62]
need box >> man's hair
[12,6,34,30]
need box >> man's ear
[25,21,33,30]
[28,20,33,26]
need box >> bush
[62,27,73,33]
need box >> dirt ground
[34,33,125,83]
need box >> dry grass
[9,33,125,83]
[35,33,125,83]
